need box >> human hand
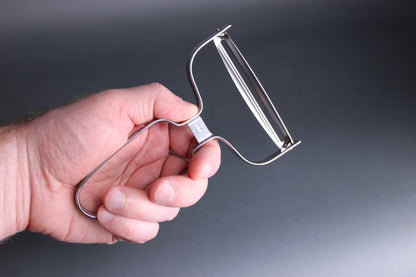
[2,83,220,244]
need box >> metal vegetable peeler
[75,25,301,219]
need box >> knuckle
[147,82,168,94]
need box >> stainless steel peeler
[75,25,301,219]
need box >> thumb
[121,83,198,125]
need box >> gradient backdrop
[1,0,415,276]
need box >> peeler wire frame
[75,25,300,219]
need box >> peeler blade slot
[214,33,296,148]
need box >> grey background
[1,0,416,276]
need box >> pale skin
[0,83,221,244]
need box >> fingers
[97,175,207,243]
[188,140,221,180]
[97,140,221,244]
[97,185,180,244]
[149,175,208,208]
[153,139,221,208]
[103,186,179,222]
[97,207,159,244]
[161,154,189,177]
[167,124,221,179]
[168,120,195,157]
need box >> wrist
[0,125,31,240]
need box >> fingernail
[154,181,175,205]
[106,189,125,211]
[98,208,114,223]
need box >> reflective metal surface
[75,25,300,218]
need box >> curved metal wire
[75,25,300,219]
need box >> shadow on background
[1,0,415,276]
